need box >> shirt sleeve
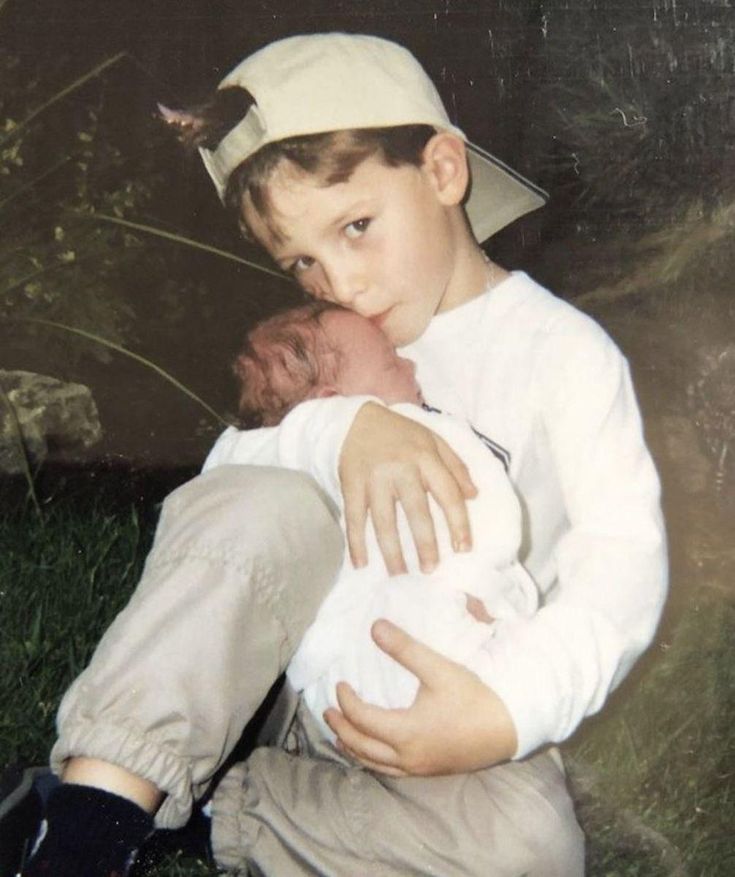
[201,395,379,507]
[470,317,668,759]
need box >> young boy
[220,301,538,739]
[4,32,667,877]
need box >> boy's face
[243,147,465,347]
[323,310,422,405]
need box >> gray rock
[0,370,102,474]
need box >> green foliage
[568,588,735,875]
[0,379,42,515]
[139,853,215,876]
[0,48,157,364]
[0,44,288,365]
[0,486,151,764]
[0,41,288,438]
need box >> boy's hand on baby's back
[324,620,517,776]
[340,403,477,575]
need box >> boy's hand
[324,620,518,776]
[339,403,477,575]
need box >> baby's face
[323,311,422,405]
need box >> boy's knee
[521,767,585,877]
[147,466,344,624]
[528,811,584,877]
[158,465,342,557]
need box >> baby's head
[234,303,422,428]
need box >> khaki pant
[51,466,584,875]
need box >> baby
[221,301,539,741]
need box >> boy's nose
[324,262,363,306]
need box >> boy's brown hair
[161,34,546,243]
[168,85,435,235]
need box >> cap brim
[465,142,548,243]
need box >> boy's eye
[290,255,315,274]
[344,218,371,239]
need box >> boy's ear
[421,132,470,207]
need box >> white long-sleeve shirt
[204,271,668,758]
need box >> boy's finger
[339,684,414,749]
[371,618,458,688]
[369,488,408,575]
[394,478,439,572]
[341,745,408,777]
[324,688,404,760]
[422,458,473,553]
[343,486,369,568]
[436,438,478,499]
[325,712,400,768]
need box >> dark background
[1,0,733,476]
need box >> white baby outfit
[286,404,538,740]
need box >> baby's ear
[307,384,339,400]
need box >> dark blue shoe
[0,766,49,877]
[0,765,213,877]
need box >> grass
[567,587,735,876]
[2,475,733,876]
[0,479,152,766]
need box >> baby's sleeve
[202,395,378,507]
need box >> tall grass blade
[1,252,98,300]
[11,318,230,427]
[76,212,290,282]
[0,380,43,518]
[0,155,73,214]
[0,53,128,148]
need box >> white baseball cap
[200,33,547,243]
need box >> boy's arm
[338,402,476,574]
[204,396,476,571]
[202,396,373,506]
[327,321,668,771]
[473,322,668,759]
